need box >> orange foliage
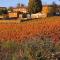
[0,17,60,43]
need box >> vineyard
[0,16,60,60]
[0,16,60,43]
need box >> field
[0,16,60,43]
[0,16,60,60]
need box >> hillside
[0,16,60,43]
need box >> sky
[0,0,60,7]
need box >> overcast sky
[0,0,60,7]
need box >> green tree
[0,8,8,15]
[2,9,8,14]
[28,0,42,13]
[8,7,13,12]
[0,9,3,15]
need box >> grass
[0,37,60,60]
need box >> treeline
[0,8,8,15]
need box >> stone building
[42,5,55,16]
[42,5,60,16]
[13,6,28,13]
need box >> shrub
[0,37,60,60]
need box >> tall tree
[28,0,42,13]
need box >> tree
[0,8,8,15]
[8,7,13,12]
[2,8,8,14]
[28,0,42,13]
[0,9,3,15]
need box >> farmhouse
[42,5,54,16]
[12,6,28,13]
[8,5,28,19]
[8,5,60,19]
[8,12,18,19]
[0,4,60,19]
[42,5,60,16]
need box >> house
[7,5,28,19]
[42,5,54,16]
[42,5,60,16]
[13,6,28,13]
[8,12,18,19]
